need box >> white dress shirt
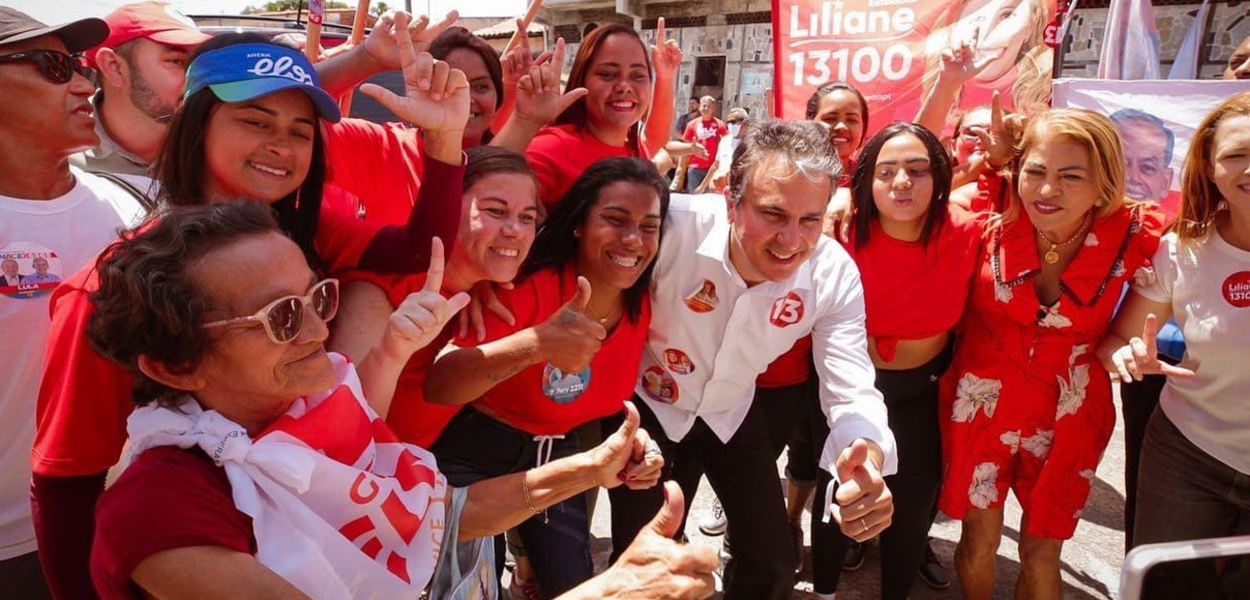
[636,194,897,478]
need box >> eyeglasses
[204,279,339,344]
[0,50,95,84]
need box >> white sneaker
[698,499,728,536]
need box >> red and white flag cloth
[125,353,448,600]
[1096,0,1161,80]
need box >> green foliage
[242,0,351,14]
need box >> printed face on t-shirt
[726,157,831,285]
[203,89,316,204]
[575,180,662,293]
[450,172,539,288]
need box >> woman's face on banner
[954,0,1036,83]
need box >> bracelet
[521,471,548,524]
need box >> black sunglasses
[0,49,94,84]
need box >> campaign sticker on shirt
[768,291,805,328]
[1223,271,1250,308]
[0,242,63,300]
[684,279,719,313]
[642,366,679,404]
[542,364,591,404]
[662,349,695,375]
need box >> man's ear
[94,47,128,89]
[723,187,737,224]
[137,354,206,394]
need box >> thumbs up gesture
[533,276,607,373]
[590,402,664,490]
[592,482,717,600]
[827,439,894,543]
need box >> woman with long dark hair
[525,22,681,207]
[420,157,669,596]
[806,122,983,600]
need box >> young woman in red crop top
[802,122,982,600]
[525,22,681,208]
[416,158,668,597]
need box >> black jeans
[810,345,951,600]
[430,407,592,597]
[1120,370,1167,551]
[0,551,52,600]
[607,396,799,600]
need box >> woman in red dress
[939,107,1166,600]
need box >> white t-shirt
[0,168,146,559]
[1133,229,1250,475]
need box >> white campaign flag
[1097,0,1162,80]
[1167,0,1213,80]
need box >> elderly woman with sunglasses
[85,201,715,600]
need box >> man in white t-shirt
[0,9,147,599]
[607,119,896,600]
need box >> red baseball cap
[86,2,210,65]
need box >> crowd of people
[0,2,1247,600]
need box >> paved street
[574,389,1131,599]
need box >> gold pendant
[1044,249,1060,264]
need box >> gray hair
[727,119,842,203]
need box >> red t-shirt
[454,265,650,435]
[324,118,425,225]
[525,124,649,208]
[341,271,463,448]
[683,118,727,171]
[34,205,387,478]
[91,446,255,600]
[842,205,985,362]
[756,337,813,388]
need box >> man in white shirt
[607,119,896,600]
[0,9,146,599]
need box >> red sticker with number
[1223,271,1250,308]
[769,291,805,328]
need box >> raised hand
[533,276,607,373]
[359,12,470,138]
[591,402,664,490]
[827,439,894,543]
[380,237,471,358]
[938,29,993,85]
[500,19,549,90]
[360,10,459,72]
[513,37,589,127]
[974,91,1024,170]
[1108,313,1196,383]
[651,17,683,81]
[593,482,718,600]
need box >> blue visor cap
[185,43,341,123]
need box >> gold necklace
[585,302,619,325]
[1036,210,1093,265]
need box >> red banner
[772,0,1057,136]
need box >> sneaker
[842,539,865,572]
[698,499,728,536]
[918,541,952,590]
[507,574,542,600]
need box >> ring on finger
[644,440,661,456]
[860,518,870,534]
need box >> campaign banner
[1052,78,1249,219]
[772,0,1060,135]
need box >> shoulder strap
[88,170,158,213]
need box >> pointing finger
[422,237,446,293]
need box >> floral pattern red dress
[938,202,1165,539]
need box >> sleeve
[91,450,254,600]
[323,118,390,204]
[314,204,386,275]
[1132,233,1176,304]
[355,151,466,274]
[525,131,563,207]
[31,471,108,600]
[971,171,1009,215]
[32,283,134,476]
[810,259,898,481]
[682,121,696,142]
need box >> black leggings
[809,345,951,600]
[430,407,593,598]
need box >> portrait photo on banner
[1053,78,1250,219]
[771,0,1062,135]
